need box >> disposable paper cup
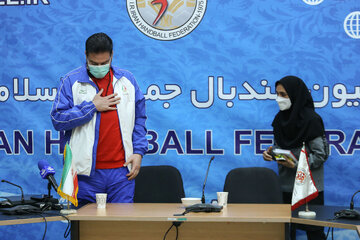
[96,193,107,209]
[217,192,228,207]
[181,197,201,207]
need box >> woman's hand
[277,155,296,169]
[263,146,274,161]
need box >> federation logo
[302,0,324,5]
[127,0,207,40]
[295,168,307,186]
[344,11,360,39]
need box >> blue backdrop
[1,0,360,239]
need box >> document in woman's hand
[272,148,297,163]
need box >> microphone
[350,190,360,210]
[1,179,25,203]
[38,160,58,191]
[334,190,360,219]
[181,156,222,215]
[202,156,215,204]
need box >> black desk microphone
[202,156,215,204]
[350,190,360,210]
[175,156,222,215]
[1,180,25,203]
[180,156,223,215]
[334,190,360,219]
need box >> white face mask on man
[276,96,292,111]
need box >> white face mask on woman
[276,96,292,111]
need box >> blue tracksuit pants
[77,167,135,208]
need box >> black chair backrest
[223,167,283,204]
[134,165,185,203]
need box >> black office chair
[134,165,185,203]
[223,167,283,203]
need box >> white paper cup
[181,197,201,207]
[217,192,228,207]
[96,193,107,209]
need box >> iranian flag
[291,143,318,210]
[57,143,78,207]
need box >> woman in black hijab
[263,76,328,240]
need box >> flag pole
[60,199,77,215]
[295,142,317,219]
[59,143,78,215]
[299,202,316,218]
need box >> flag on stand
[57,143,79,207]
[291,143,318,210]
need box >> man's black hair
[85,32,113,55]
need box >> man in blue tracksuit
[50,33,148,207]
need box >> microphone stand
[202,156,215,204]
[47,182,53,199]
[181,156,222,215]
[334,190,360,219]
[350,190,360,210]
[1,179,25,204]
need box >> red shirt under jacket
[91,68,125,169]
